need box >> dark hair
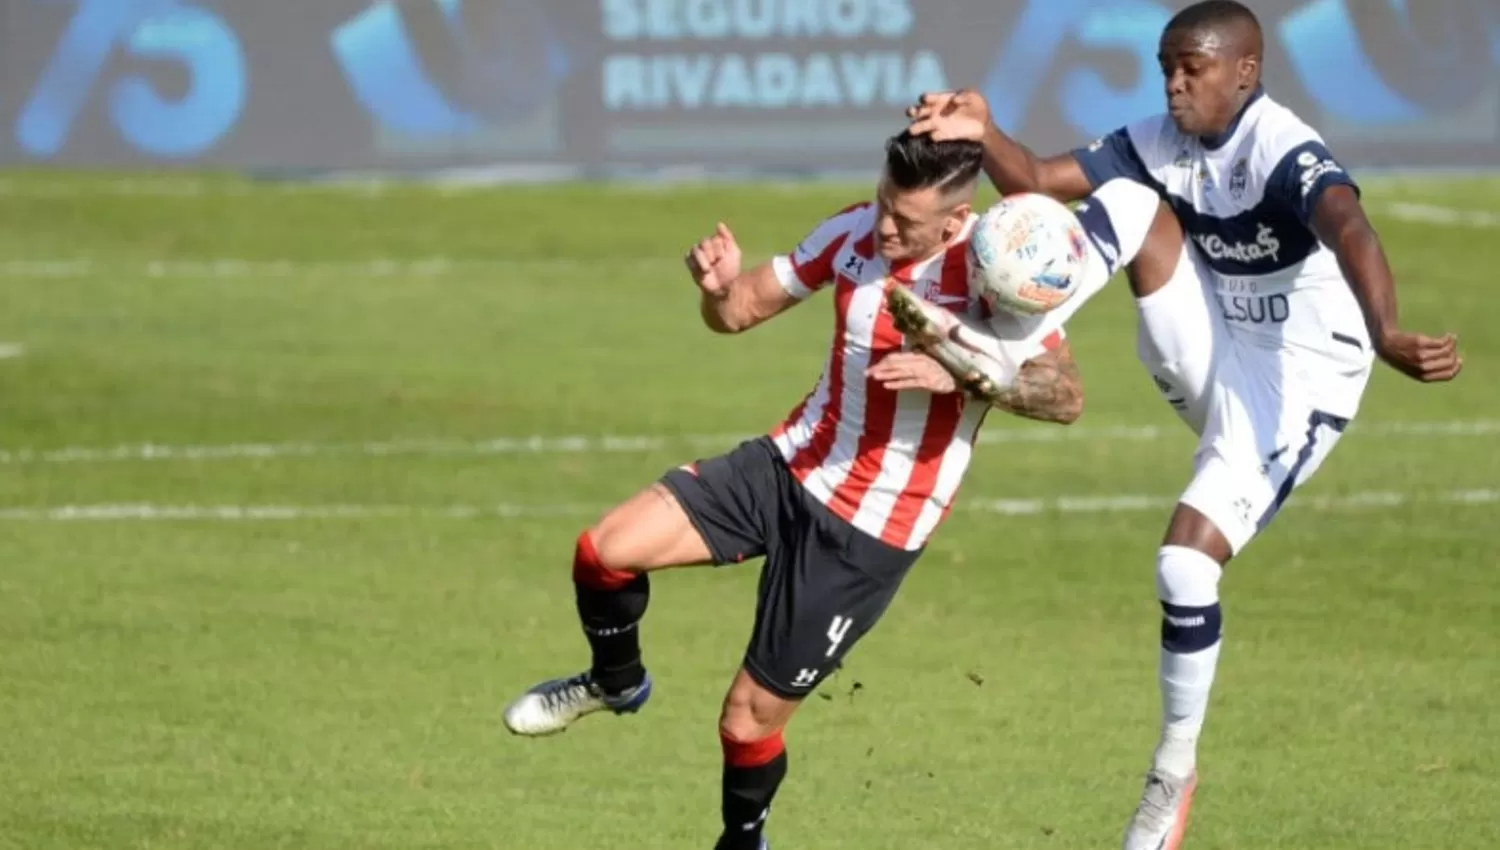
[883,130,983,195]
[1166,0,1260,34]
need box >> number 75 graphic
[17,0,246,158]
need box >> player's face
[1158,26,1244,135]
[873,176,970,262]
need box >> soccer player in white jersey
[501,130,1098,850]
[906,1,1462,848]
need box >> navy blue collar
[1200,86,1265,151]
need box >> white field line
[0,178,399,199]
[0,419,1496,466]
[0,342,24,359]
[0,204,1491,282]
[0,176,613,199]
[0,173,1494,198]
[0,488,1494,522]
[0,198,1492,280]
[1380,202,1500,229]
[0,257,678,279]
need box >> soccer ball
[966,193,1090,316]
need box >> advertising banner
[1,0,1496,170]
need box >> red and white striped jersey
[767,202,1064,551]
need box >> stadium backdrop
[0,0,1496,171]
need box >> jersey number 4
[825,615,854,658]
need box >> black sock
[574,573,649,694]
[717,747,788,850]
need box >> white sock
[1134,259,1219,437]
[1153,545,1224,778]
[1155,641,1221,777]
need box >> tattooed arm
[884,285,1084,425]
[972,340,1083,425]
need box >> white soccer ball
[966,192,1090,316]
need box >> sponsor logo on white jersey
[1193,222,1282,266]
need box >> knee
[582,485,658,573]
[1156,545,1223,653]
[719,714,786,768]
[573,529,641,590]
[719,680,786,744]
[1126,201,1186,298]
[1162,504,1234,563]
[1156,545,1223,602]
[579,483,697,575]
[581,524,627,572]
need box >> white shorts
[1180,344,1370,555]
[1135,240,1373,555]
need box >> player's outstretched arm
[685,222,800,334]
[981,342,1084,425]
[863,345,1082,424]
[908,90,1093,202]
[1310,187,1462,382]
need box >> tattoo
[979,345,1083,424]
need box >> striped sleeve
[770,202,869,299]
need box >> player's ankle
[1152,729,1198,778]
[592,663,646,697]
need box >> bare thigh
[588,482,714,573]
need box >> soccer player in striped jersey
[502,130,1102,850]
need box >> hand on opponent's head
[905,90,991,143]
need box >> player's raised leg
[502,481,712,736]
[505,439,778,737]
[1124,200,1224,437]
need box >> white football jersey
[1071,88,1374,380]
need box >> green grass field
[0,171,1495,850]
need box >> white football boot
[1122,769,1198,850]
[503,671,652,736]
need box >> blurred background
[1,0,1497,173]
[0,3,1497,850]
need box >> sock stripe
[721,730,786,768]
[1160,601,1222,653]
[572,532,637,591]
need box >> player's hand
[684,222,742,297]
[1375,328,1463,382]
[906,90,991,142]
[867,351,962,394]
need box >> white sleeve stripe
[772,255,815,299]
[1091,178,1162,269]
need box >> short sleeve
[1075,178,1165,276]
[1264,140,1359,226]
[770,203,866,299]
[1071,124,1155,190]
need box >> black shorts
[659,437,921,699]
